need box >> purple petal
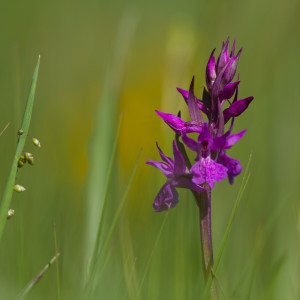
[146,158,173,177]
[174,177,205,193]
[197,122,212,144]
[211,66,227,112]
[177,87,208,115]
[222,48,242,85]
[216,38,230,73]
[156,110,185,134]
[223,96,254,121]
[173,141,186,175]
[177,87,189,104]
[206,49,216,90]
[153,183,179,212]
[211,132,229,151]
[187,77,203,122]
[181,133,198,152]
[156,142,174,167]
[183,121,203,134]
[190,157,228,189]
[219,81,240,100]
[196,99,209,115]
[224,129,247,149]
[217,151,242,184]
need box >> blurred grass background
[0,0,299,299]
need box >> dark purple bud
[206,49,216,91]
[223,96,254,122]
[211,67,227,117]
[216,38,230,73]
[222,48,242,85]
[219,81,240,100]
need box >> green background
[0,0,299,299]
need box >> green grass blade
[119,222,139,300]
[83,10,138,273]
[86,113,122,282]
[0,57,40,242]
[203,152,253,299]
[137,211,169,298]
[86,149,142,294]
[99,149,141,260]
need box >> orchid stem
[194,188,218,300]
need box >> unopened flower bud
[14,184,26,193]
[7,209,15,219]
[24,152,34,165]
[18,155,27,168]
[17,129,24,136]
[32,138,41,148]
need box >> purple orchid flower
[147,38,253,212]
[146,141,205,212]
[146,39,253,298]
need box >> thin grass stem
[210,267,228,300]
[0,122,10,137]
[53,222,61,300]
[15,253,60,300]
[137,210,169,299]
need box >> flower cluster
[147,38,254,212]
